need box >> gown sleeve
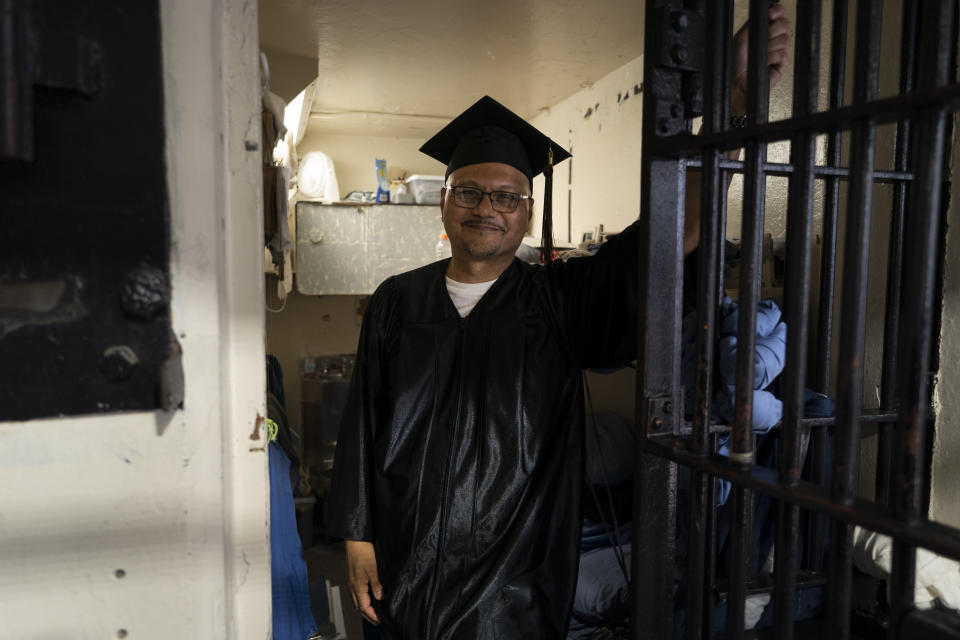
[543,219,642,369]
[325,278,396,542]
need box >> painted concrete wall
[531,55,645,245]
[266,292,364,433]
[0,1,270,638]
[297,130,445,198]
[931,120,960,530]
[261,48,317,103]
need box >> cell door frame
[633,1,960,639]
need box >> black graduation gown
[327,221,640,639]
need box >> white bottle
[436,233,452,260]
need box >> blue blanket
[270,441,317,639]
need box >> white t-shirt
[445,276,496,318]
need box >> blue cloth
[717,322,787,390]
[269,441,317,639]
[716,296,787,402]
[713,297,787,504]
[680,298,787,440]
[572,544,632,628]
[570,521,632,639]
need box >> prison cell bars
[889,1,956,633]
[771,1,820,637]
[874,0,918,513]
[826,2,884,637]
[808,0,848,580]
[634,1,960,639]
[722,0,774,634]
[633,0,687,631]
[684,0,732,636]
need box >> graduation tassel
[541,147,554,264]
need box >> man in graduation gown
[328,96,621,640]
[327,10,791,638]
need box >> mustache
[462,220,506,232]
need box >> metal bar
[686,471,713,640]
[633,1,686,634]
[703,441,719,640]
[669,409,923,437]
[773,3,821,637]
[726,485,751,640]
[876,0,920,511]
[642,435,960,562]
[730,0,771,466]
[796,410,911,427]
[634,156,683,634]
[686,0,730,634]
[715,0,734,318]
[633,454,678,640]
[647,82,960,156]
[826,4,883,638]
[814,0,848,397]
[889,1,955,634]
[685,158,913,182]
[807,0,849,574]
[716,570,828,597]
[725,2,771,636]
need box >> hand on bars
[730,4,793,114]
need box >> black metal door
[0,0,180,420]
[634,1,960,638]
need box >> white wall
[531,56,645,245]
[298,130,445,198]
[261,48,317,103]
[0,1,270,638]
[931,112,960,529]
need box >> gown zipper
[424,316,467,639]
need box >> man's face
[440,162,532,264]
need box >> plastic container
[435,233,451,260]
[390,179,414,204]
[375,158,390,203]
[405,175,445,205]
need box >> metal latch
[651,8,705,74]
[646,393,680,437]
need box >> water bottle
[436,233,452,260]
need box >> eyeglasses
[447,186,532,213]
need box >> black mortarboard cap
[419,96,571,262]
[420,95,570,181]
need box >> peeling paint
[531,55,644,244]
[250,413,264,441]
